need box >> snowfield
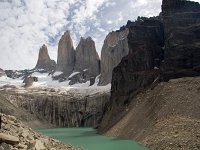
[0,72,111,95]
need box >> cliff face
[35,44,56,71]
[57,31,75,74]
[100,18,164,132]
[74,37,100,78]
[161,0,200,80]
[162,0,200,16]
[99,0,200,135]
[99,29,129,85]
[1,88,110,128]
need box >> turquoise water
[37,128,148,150]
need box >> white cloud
[0,0,200,69]
[107,20,113,24]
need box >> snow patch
[68,72,80,78]
[53,71,63,76]
[0,72,111,95]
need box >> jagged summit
[35,44,56,71]
[57,30,75,73]
[74,36,100,78]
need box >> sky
[0,0,200,70]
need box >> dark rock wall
[161,0,200,80]
[99,0,200,132]
[99,19,165,132]
[112,20,164,106]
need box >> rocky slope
[99,29,129,85]
[102,77,200,150]
[0,86,110,128]
[57,31,75,74]
[0,113,83,150]
[35,44,56,71]
[74,37,100,78]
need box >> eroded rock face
[35,44,56,71]
[99,18,165,132]
[74,37,100,78]
[2,89,110,128]
[161,0,200,80]
[116,19,164,103]
[57,31,75,74]
[99,29,129,85]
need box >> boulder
[35,44,56,71]
[35,139,45,150]
[57,31,75,74]
[89,77,95,86]
[23,76,38,88]
[99,28,129,85]
[74,37,100,78]
[0,133,19,145]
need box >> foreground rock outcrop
[74,37,100,78]
[99,29,129,85]
[57,31,75,74]
[35,44,56,71]
[0,113,82,150]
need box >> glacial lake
[37,128,148,150]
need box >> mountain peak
[35,45,56,71]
